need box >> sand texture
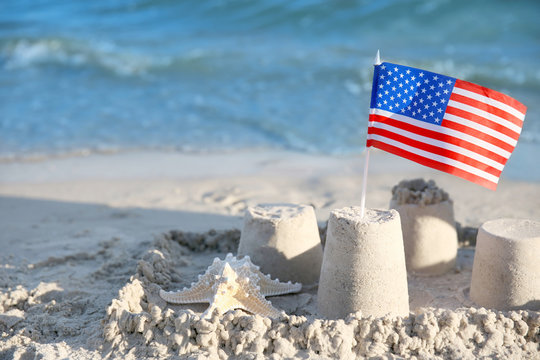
[238,204,323,284]
[318,208,409,319]
[1,150,540,359]
[471,219,540,311]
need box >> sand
[1,149,540,359]
[390,179,458,275]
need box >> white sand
[318,208,409,319]
[1,149,540,359]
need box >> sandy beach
[1,149,539,359]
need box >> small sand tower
[390,179,458,275]
[317,207,409,319]
[470,218,540,310]
[237,203,323,284]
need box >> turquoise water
[1,0,539,159]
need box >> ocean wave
[0,38,176,75]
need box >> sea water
[1,0,539,173]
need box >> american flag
[367,62,526,190]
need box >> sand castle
[470,218,540,311]
[317,207,409,319]
[390,179,458,275]
[237,204,323,284]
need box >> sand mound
[101,230,540,359]
[392,179,450,206]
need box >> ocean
[1,0,539,165]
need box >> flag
[367,62,526,190]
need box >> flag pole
[359,50,381,218]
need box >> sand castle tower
[470,218,540,310]
[237,203,323,284]
[390,179,458,275]
[317,207,409,319]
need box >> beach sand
[1,150,539,359]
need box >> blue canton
[370,62,456,126]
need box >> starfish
[159,253,302,318]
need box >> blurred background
[1,0,539,161]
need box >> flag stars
[374,62,454,125]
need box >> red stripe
[449,92,523,128]
[369,114,508,165]
[445,104,521,140]
[366,139,498,190]
[368,127,502,177]
[441,117,515,153]
[454,79,527,114]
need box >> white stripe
[443,112,518,147]
[367,133,499,184]
[369,108,512,158]
[368,120,505,170]
[452,86,526,120]
[447,100,523,135]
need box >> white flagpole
[359,50,381,218]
